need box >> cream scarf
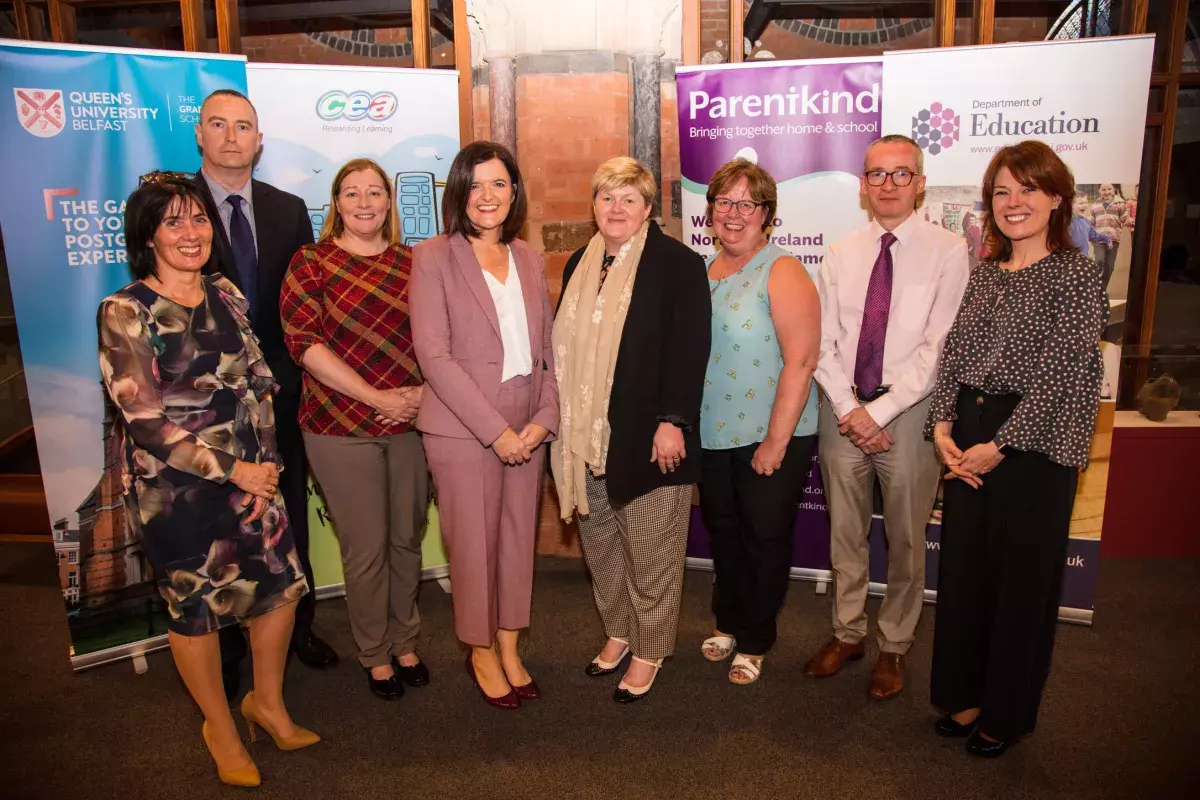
[550,221,650,520]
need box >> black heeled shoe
[393,656,430,687]
[365,666,405,700]
[935,713,976,738]
[965,729,1010,758]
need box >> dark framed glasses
[139,170,195,185]
[712,198,765,215]
[863,169,917,187]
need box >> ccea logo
[316,90,398,122]
[14,88,66,138]
[911,101,960,156]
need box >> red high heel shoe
[465,654,520,710]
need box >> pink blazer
[410,233,559,445]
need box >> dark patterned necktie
[226,194,258,314]
[853,231,897,397]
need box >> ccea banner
[0,40,247,664]
[245,63,462,592]
[881,35,1155,621]
[677,57,881,584]
[678,36,1154,623]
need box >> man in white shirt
[808,134,969,700]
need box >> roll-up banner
[245,63,462,596]
[678,36,1154,623]
[0,40,248,666]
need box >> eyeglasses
[863,169,917,187]
[712,198,764,215]
[139,170,195,185]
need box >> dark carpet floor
[0,543,1196,800]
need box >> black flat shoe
[366,667,405,701]
[393,657,430,687]
[965,729,1010,758]
[293,631,339,668]
[935,713,976,738]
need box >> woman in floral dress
[98,173,319,787]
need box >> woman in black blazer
[551,156,711,703]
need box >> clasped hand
[229,460,279,523]
[838,407,894,455]
[491,423,550,466]
[932,421,1004,489]
[373,385,423,427]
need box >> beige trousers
[303,430,428,668]
[817,394,941,654]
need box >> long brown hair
[981,140,1074,262]
[319,158,401,245]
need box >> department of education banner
[0,40,247,665]
[245,63,462,592]
[882,35,1155,620]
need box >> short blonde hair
[320,158,401,245]
[591,157,657,206]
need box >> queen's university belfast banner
[678,36,1154,622]
[0,40,247,664]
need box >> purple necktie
[853,231,897,397]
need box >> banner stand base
[684,557,1093,626]
[69,565,453,672]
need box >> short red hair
[981,140,1075,262]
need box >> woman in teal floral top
[698,159,821,685]
[98,175,318,788]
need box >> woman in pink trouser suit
[410,142,559,710]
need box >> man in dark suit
[193,89,338,700]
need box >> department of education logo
[14,88,66,138]
[912,101,960,155]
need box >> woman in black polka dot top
[922,141,1108,758]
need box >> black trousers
[700,435,816,655]
[930,387,1078,741]
[220,388,315,669]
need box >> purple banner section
[677,60,882,184]
[687,447,1098,615]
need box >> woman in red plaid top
[281,158,430,702]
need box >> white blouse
[481,249,533,382]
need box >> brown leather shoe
[803,637,866,678]
[868,652,905,700]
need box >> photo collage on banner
[0,41,247,663]
[245,64,461,593]
[678,35,1154,621]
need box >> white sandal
[585,638,630,676]
[614,656,663,703]
[728,653,763,685]
[701,635,736,662]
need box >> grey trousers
[303,430,428,668]
[578,472,692,660]
[817,394,941,654]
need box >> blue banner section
[0,41,247,658]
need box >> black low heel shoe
[366,667,405,700]
[393,657,430,688]
[935,713,976,738]
[965,729,1010,758]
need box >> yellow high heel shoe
[240,690,321,751]
[201,721,261,788]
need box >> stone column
[488,55,517,157]
[632,52,662,216]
